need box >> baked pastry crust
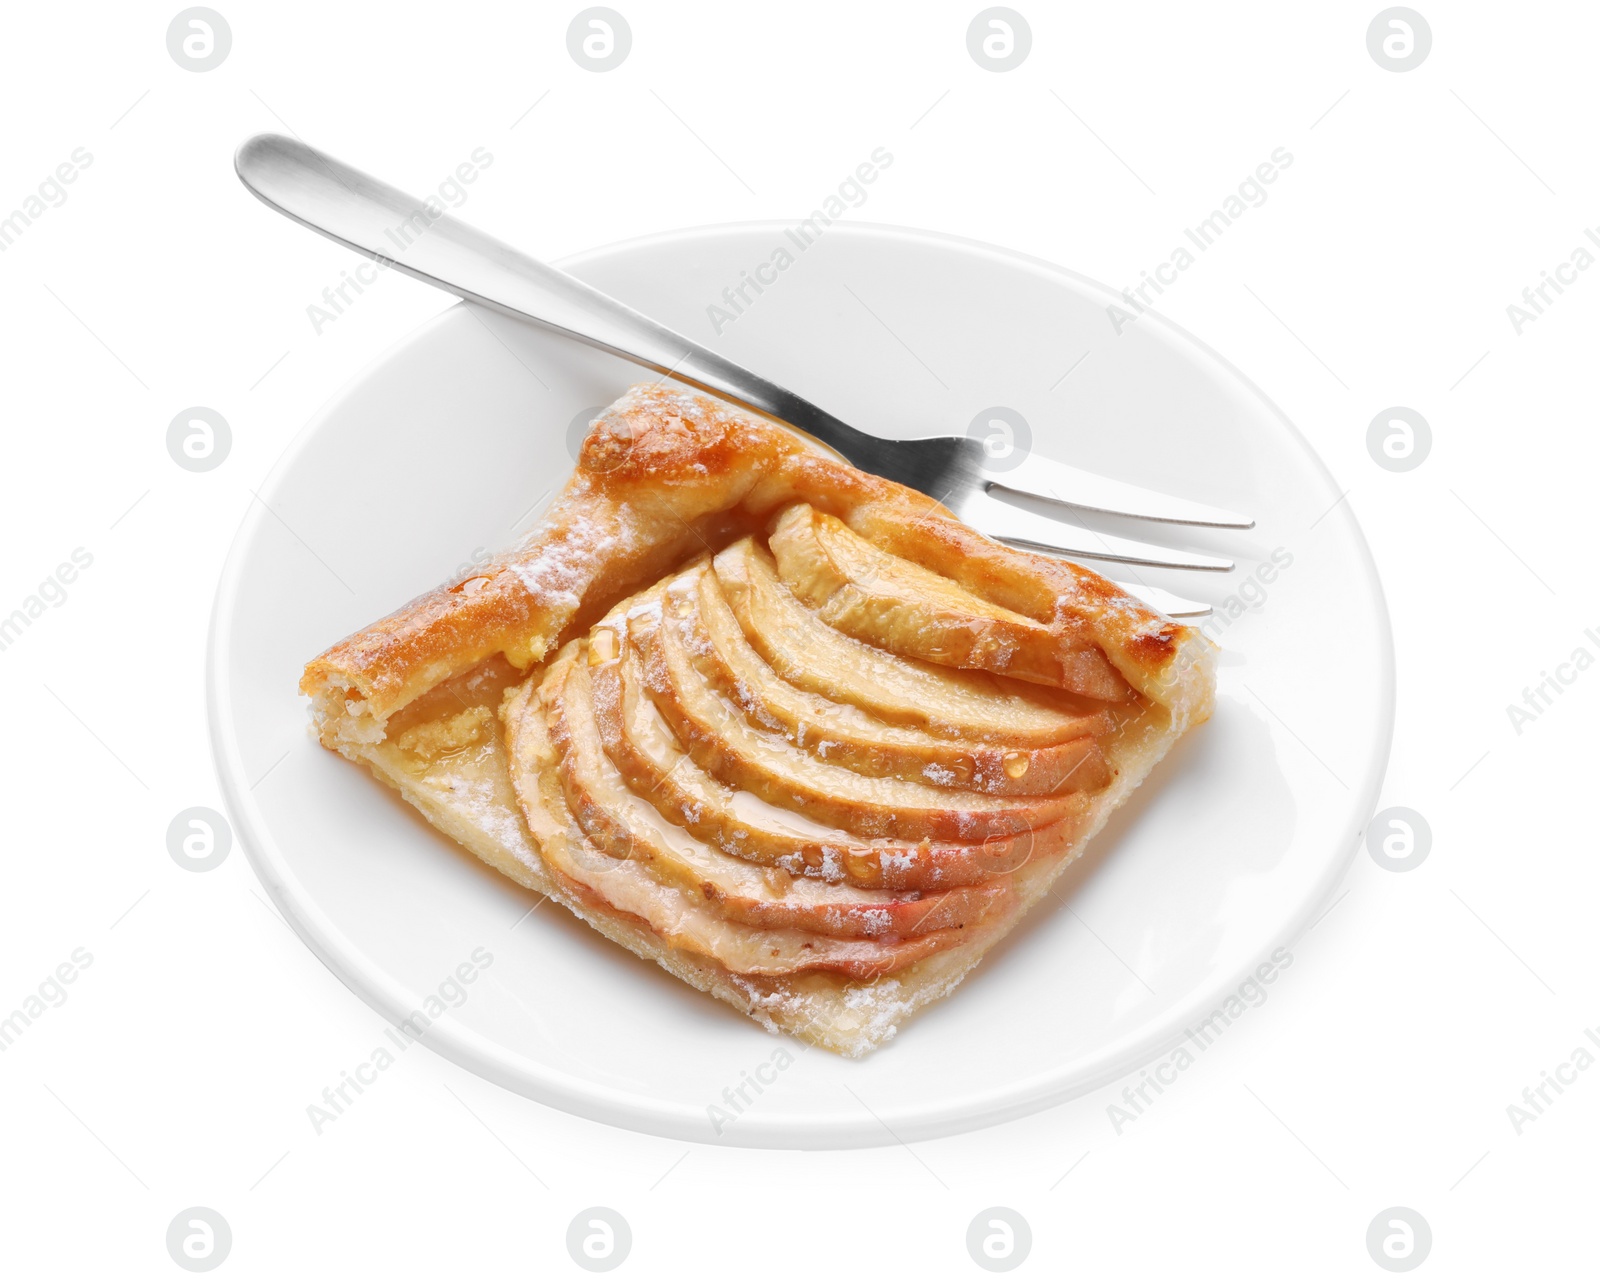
[301,382,1216,1055]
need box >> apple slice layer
[545,647,1011,939]
[499,502,1128,982]
[587,638,1072,891]
[767,503,1134,701]
[674,560,1111,795]
[712,536,1107,745]
[630,585,1080,843]
[504,650,970,979]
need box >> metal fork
[234,135,1252,616]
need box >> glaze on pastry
[301,383,1216,1055]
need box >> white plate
[208,223,1392,1148]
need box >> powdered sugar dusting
[510,506,629,614]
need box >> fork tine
[953,489,1234,571]
[981,451,1255,529]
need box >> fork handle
[235,134,871,454]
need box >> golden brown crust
[301,383,1210,740]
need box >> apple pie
[301,383,1216,1056]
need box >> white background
[2,0,1594,1275]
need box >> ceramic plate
[208,223,1392,1148]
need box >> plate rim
[207,219,1395,1148]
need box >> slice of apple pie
[302,383,1216,1055]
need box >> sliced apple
[545,650,1009,938]
[630,589,1080,843]
[503,650,966,979]
[713,536,1105,746]
[587,639,1074,891]
[672,562,1111,796]
[767,503,1133,701]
